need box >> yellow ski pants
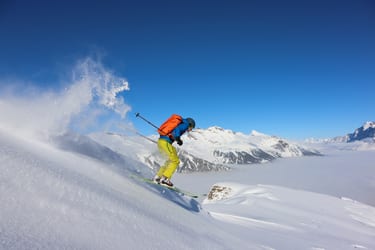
[157,139,180,179]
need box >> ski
[130,174,199,198]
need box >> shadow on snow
[140,182,201,213]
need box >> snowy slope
[204,183,375,249]
[1,126,375,250]
[0,127,245,249]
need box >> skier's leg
[162,142,180,179]
[156,139,169,177]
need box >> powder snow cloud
[0,57,131,138]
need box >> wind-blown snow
[1,59,375,249]
[0,58,130,138]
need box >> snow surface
[1,59,375,249]
[1,126,375,250]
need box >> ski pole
[135,112,159,130]
[135,132,157,144]
[106,130,157,144]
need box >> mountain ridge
[90,126,321,173]
[329,121,375,143]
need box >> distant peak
[250,130,267,137]
[363,121,375,131]
[208,126,224,131]
[207,126,234,134]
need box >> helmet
[186,118,195,129]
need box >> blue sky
[1,0,374,139]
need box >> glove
[176,137,183,146]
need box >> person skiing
[153,115,196,187]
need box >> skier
[153,116,196,187]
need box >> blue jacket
[159,118,190,144]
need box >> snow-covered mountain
[305,121,375,151]
[90,126,321,173]
[329,121,375,143]
[184,126,321,164]
[346,121,375,142]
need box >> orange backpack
[158,114,183,136]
